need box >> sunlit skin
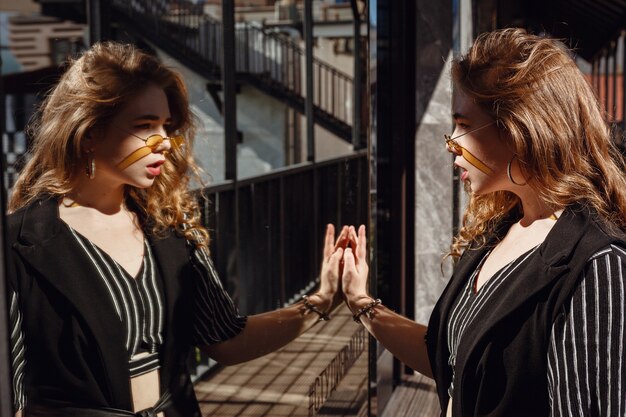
[445,122,495,176]
[88,83,174,190]
[448,89,514,195]
[116,132,184,171]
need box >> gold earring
[85,149,95,180]
[507,155,526,186]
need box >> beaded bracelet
[302,295,331,321]
[353,298,382,323]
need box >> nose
[150,130,172,154]
[445,137,462,155]
[158,136,172,153]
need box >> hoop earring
[85,149,96,180]
[507,155,526,186]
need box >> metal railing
[187,150,368,380]
[111,0,354,136]
[199,150,368,315]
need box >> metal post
[87,0,111,45]
[605,49,610,115]
[222,0,238,181]
[622,32,626,131]
[351,0,363,149]
[304,0,315,162]
[222,0,239,311]
[613,39,618,121]
[592,58,597,99]
[0,30,13,417]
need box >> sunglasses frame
[444,121,496,153]
[132,133,185,150]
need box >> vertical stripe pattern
[547,244,626,417]
[67,227,165,376]
[9,291,26,411]
[191,244,248,346]
[447,245,540,396]
[9,226,247,410]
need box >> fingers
[323,224,365,264]
[323,224,336,258]
[329,247,344,267]
[357,225,367,261]
[346,226,357,252]
[334,225,349,251]
[343,247,356,271]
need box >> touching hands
[341,225,371,312]
[315,224,350,312]
[313,224,370,316]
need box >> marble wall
[414,1,454,324]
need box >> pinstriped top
[447,244,626,416]
[10,224,247,411]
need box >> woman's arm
[203,224,347,365]
[204,294,331,365]
[342,225,433,378]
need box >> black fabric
[426,204,626,417]
[7,197,203,417]
[25,390,172,417]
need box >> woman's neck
[65,177,127,214]
[516,189,557,226]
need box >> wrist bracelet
[353,298,382,323]
[302,295,331,321]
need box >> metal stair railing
[111,0,353,138]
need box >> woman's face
[91,83,173,189]
[449,89,515,195]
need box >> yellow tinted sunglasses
[116,133,184,170]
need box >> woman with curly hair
[342,28,626,416]
[7,42,345,417]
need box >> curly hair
[449,28,626,258]
[9,41,209,247]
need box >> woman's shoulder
[586,242,626,263]
[7,195,59,240]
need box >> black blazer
[7,197,202,416]
[426,204,626,417]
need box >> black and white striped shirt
[447,244,626,416]
[447,245,540,395]
[68,226,165,376]
[10,225,247,411]
[548,244,626,416]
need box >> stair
[110,0,356,142]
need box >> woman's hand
[342,225,372,312]
[313,224,348,312]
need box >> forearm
[203,298,328,365]
[358,304,433,378]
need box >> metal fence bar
[198,151,367,315]
[605,49,610,114]
[622,31,626,130]
[612,40,618,120]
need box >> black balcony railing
[110,0,355,140]
[186,151,368,380]
[199,150,368,315]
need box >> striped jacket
[426,204,626,417]
[6,196,243,416]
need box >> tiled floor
[380,374,439,417]
[194,305,368,417]
[193,303,440,417]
